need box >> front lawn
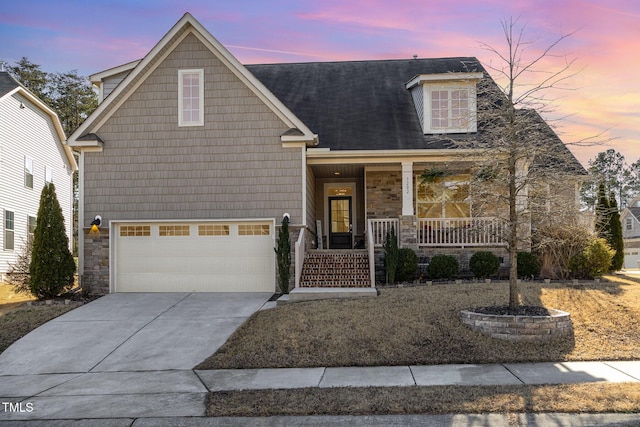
[198,277,640,369]
[0,304,78,353]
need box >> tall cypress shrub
[275,216,291,294]
[608,194,624,271]
[29,183,75,299]
[595,182,611,240]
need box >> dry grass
[206,383,640,417]
[198,277,640,369]
[0,282,78,354]
[0,304,78,353]
[0,283,34,316]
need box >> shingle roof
[247,58,483,151]
[247,58,586,174]
[0,71,20,98]
[630,207,640,221]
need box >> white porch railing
[369,218,400,247]
[367,220,376,287]
[418,217,506,247]
[294,228,305,288]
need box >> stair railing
[294,227,306,288]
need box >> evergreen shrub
[469,251,500,279]
[517,251,540,279]
[396,248,418,282]
[426,254,459,280]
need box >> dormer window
[406,72,483,134]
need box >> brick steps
[300,250,371,288]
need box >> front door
[329,196,352,249]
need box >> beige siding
[84,33,303,226]
[0,93,74,274]
[306,165,316,233]
[101,70,131,102]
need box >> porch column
[401,161,414,215]
[400,162,417,249]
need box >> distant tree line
[3,56,98,137]
[580,149,640,210]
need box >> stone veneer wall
[461,309,573,342]
[366,171,402,219]
[82,228,110,295]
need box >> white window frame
[4,210,14,251]
[627,218,633,231]
[25,156,34,189]
[178,69,204,127]
[424,82,477,134]
[27,215,36,243]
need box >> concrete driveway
[0,292,272,375]
[0,292,272,421]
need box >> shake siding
[306,165,316,233]
[0,93,73,274]
[101,70,131,101]
[410,85,424,131]
[84,33,303,226]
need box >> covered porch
[307,151,508,251]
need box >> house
[0,72,77,281]
[621,196,640,269]
[69,13,584,295]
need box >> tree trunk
[508,141,520,311]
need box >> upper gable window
[178,69,204,127]
[406,73,482,135]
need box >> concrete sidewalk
[1,361,639,423]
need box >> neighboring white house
[621,195,640,270]
[0,71,77,281]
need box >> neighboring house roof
[0,72,77,171]
[0,71,20,97]
[246,58,483,151]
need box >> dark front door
[329,196,352,249]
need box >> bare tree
[459,18,588,310]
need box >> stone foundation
[460,309,573,342]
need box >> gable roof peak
[70,12,318,146]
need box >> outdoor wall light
[282,213,290,223]
[90,215,102,232]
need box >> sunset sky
[1,0,638,167]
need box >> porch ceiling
[311,164,365,179]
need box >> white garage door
[112,220,275,292]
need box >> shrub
[569,237,614,279]
[469,251,500,279]
[384,226,399,284]
[7,238,32,294]
[517,251,540,279]
[274,215,291,294]
[396,248,418,282]
[427,254,459,280]
[29,183,76,299]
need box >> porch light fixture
[90,215,102,234]
[19,102,25,109]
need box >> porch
[368,217,507,248]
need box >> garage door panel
[114,221,275,293]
